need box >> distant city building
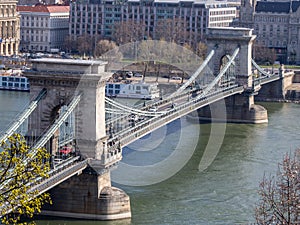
[239,0,300,64]
[17,5,70,52]
[18,0,63,5]
[0,0,20,56]
[69,0,237,45]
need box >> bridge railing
[107,85,244,154]
[29,158,89,194]
[1,157,89,216]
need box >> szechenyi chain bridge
[0,27,295,220]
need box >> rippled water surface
[0,91,299,225]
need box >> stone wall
[255,69,294,101]
[41,168,131,220]
[197,94,268,124]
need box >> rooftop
[256,1,300,13]
[17,5,70,13]
[30,58,107,66]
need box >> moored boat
[0,73,30,92]
[105,81,160,99]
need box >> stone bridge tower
[24,58,131,220]
[203,27,268,123]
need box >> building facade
[0,0,20,56]
[17,5,69,52]
[69,0,237,45]
[239,0,300,65]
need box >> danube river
[0,90,299,225]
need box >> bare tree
[155,19,187,45]
[253,44,277,65]
[95,39,123,67]
[255,149,300,225]
[63,35,76,53]
[95,39,117,57]
[77,34,93,56]
[112,20,146,45]
[195,41,207,59]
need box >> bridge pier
[25,58,131,220]
[197,27,268,123]
[41,169,131,220]
[196,93,268,123]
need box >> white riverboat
[105,81,160,99]
[0,74,30,92]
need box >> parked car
[171,76,182,80]
[134,73,143,78]
[126,71,133,77]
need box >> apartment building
[69,0,237,45]
[0,0,20,56]
[239,0,300,64]
[17,5,69,52]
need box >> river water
[0,90,299,225]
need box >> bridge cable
[105,50,215,122]
[0,93,82,191]
[31,93,81,151]
[105,97,165,116]
[0,88,47,143]
[251,59,272,77]
[105,108,130,115]
[194,47,240,101]
[170,49,215,97]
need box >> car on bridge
[149,106,157,112]
[59,146,74,158]
[129,114,139,122]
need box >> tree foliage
[0,134,52,224]
[255,149,300,224]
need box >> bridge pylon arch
[200,27,268,123]
[207,27,256,88]
[24,58,131,220]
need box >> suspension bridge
[0,27,294,220]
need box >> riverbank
[255,98,300,104]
